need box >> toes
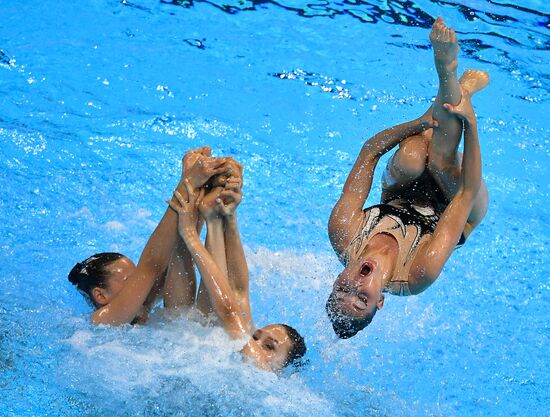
[450,28,457,43]
[431,17,445,36]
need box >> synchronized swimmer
[68,17,488,369]
[69,147,305,371]
[326,17,489,338]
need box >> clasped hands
[169,146,243,237]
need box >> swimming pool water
[0,1,548,416]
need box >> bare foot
[429,17,459,74]
[459,70,490,95]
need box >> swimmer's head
[241,324,306,372]
[326,259,386,338]
[68,253,136,308]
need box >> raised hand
[216,176,243,217]
[443,87,476,124]
[183,147,229,188]
[418,106,439,130]
[198,187,224,220]
[225,158,243,180]
[168,180,204,238]
[209,157,243,188]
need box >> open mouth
[360,261,373,277]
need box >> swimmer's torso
[344,200,451,296]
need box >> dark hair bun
[68,262,84,286]
[68,253,125,307]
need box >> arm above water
[91,148,227,325]
[196,188,229,315]
[328,111,438,258]
[217,174,249,297]
[92,195,182,325]
[170,184,249,339]
[218,178,252,319]
[409,96,481,292]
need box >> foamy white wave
[63,310,336,417]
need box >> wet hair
[68,252,125,307]
[280,324,307,367]
[325,292,376,339]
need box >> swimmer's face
[241,324,293,372]
[333,259,384,318]
[93,256,136,306]
[326,259,385,338]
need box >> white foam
[62,308,336,416]
[60,247,424,416]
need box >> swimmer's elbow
[455,187,478,206]
[361,142,382,161]
[462,223,474,240]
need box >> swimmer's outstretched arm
[91,188,185,325]
[91,147,227,325]
[409,91,481,291]
[328,111,438,258]
[162,238,197,310]
[196,187,229,315]
[218,172,252,319]
[214,160,249,295]
[196,159,243,315]
[170,182,249,338]
[223,214,250,297]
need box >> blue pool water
[1,1,549,416]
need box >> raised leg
[428,17,463,171]
[382,17,490,230]
[382,70,489,197]
[381,133,429,193]
[428,69,490,191]
[428,68,490,228]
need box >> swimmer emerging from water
[68,147,231,325]
[167,158,306,371]
[68,147,305,371]
[326,17,489,338]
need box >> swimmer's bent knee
[393,140,428,178]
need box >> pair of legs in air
[382,17,488,237]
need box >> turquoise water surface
[0,1,548,416]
